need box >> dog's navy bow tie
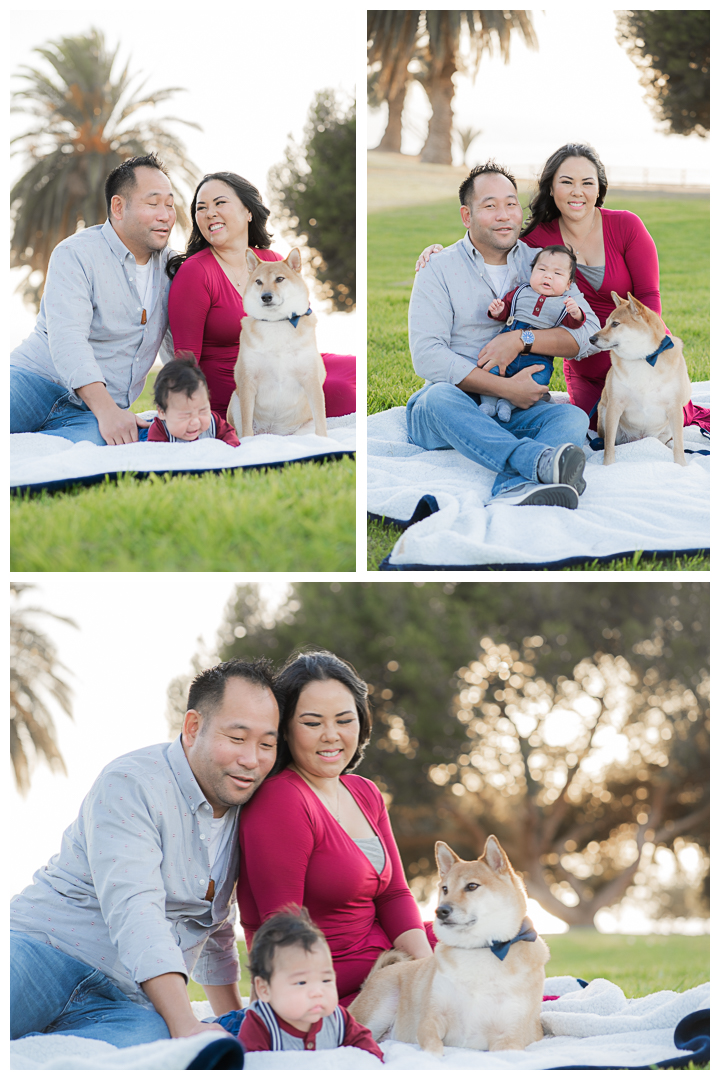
[288,307,312,328]
[489,916,538,961]
[645,334,674,367]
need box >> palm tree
[10,583,77,796]
[454,123,483,166]
[11,28,202,310]
[367,11,422,153]
[418,10,537,164]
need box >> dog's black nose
[435,904,452,921]
[589,334,598,345]
[261,292,274,304]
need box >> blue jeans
[10,931,170,1047]
[10,366,149,445]
[491,321,554,384]
[407,382,589,496]
[203,1008,246,1035]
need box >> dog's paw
[419,1040,445,1057]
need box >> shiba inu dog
[590,292,691,466]
[227,248,327,437]
[350,836,549,1056]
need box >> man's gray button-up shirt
[10,736,241,1005]
[408,233,600,385]
[11,219,175,409]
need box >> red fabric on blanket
[683,402,710,432]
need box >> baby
[481,244,585,422]
[236,906,383,1059]
[147,354,240,445]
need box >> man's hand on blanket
[77,381,150,444]
[477,329,522,373]
[141,972,230,1039]
[97,405,150,445]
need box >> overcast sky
[10,6,359,352]
[368,7,710,182]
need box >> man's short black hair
[459,161,518,208]
[154,354,209,411]
[186,657,279,725]
[105,153,170,216]
[249,905,327,984]
[530,244,577,284]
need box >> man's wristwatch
[520,329,535,355]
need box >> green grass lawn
[368,192,709,571]
[188,930,708,1003]
[11,371,355,572]
[188,931,708,1067]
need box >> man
[407,162,601,508]
[10,659,280,1047]
[11,153,177,446]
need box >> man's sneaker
[488,482,578,509]
[537,443,587,495]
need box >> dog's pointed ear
[286,248,302,273]
[626,293,639,313]
[610,290,625,307]
[246,249,260,271]
[435,841,460,877]
[483,835,510,874]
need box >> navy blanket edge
[11,450,354,496]
[186,1036,244,1070]
[550,1007,709,1069]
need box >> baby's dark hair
[530,244,577,284]
[153,352,209,411]
[249,905,327,984]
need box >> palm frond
[11,26,203,310]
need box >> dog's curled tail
[365,948,413,980]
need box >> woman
[237,650,435,1006]
[417,144,707,431]
[520,143,661,425]
[167,172,355,421]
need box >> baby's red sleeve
[213,413,240,446]
[488,289,516,321]
[146,418,168,442]
[341,1007,384,1060]
[561,308,586,330]
[238,1010,271,1052]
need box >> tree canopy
[268,90,355,312]
[616,10,709,138]
[11,27,200,309]
[167,582,708,925]
[367,10,536,164]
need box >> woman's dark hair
[153,354,209,411]
[530,244,577,284]
[249,905,326,984]
[520,143,608,238]
[166,171,273,279]
[271,649,372,776]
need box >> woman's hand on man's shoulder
[415,244,444,273]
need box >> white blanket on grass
[10,413,355,490]
[369,385,709,569]
[11,978,708,1070]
